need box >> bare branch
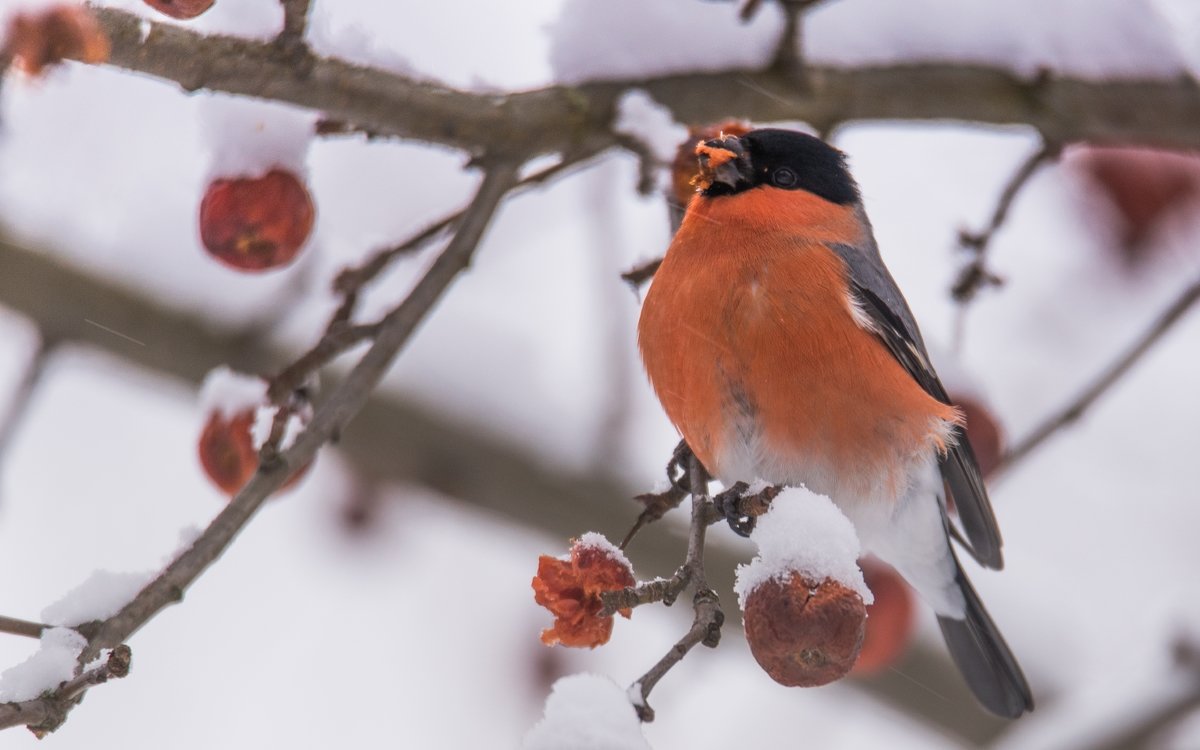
[0,645,131,735]
[769,0,826,76]
[82,6,1200,162]
[951,142,1061,348]
[275,0,311,51]
[628,455,724,722]
[266,148,602,409]
[0,615,47,640]
[0,164,526,736]
[598,571,691,617]
[619,258,662,291]
[0,338,55,480]
[997,272,1200,475]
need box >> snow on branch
[84,5,1200,165]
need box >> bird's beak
[693,134,752,194]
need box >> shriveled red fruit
[743,572,866,687]
[532,537,635,649]
[954,395,1004,479]
[199,169,315,272]
[142,0,215,20]
[3,5,109,77]
[197,408,311,496]
[1071,145,1200,262]
[852,557,916,675]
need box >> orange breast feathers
[638,187,960,490]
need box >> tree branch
[267,147,605,406]
[951,142,1061,349]
[997,272,1200,475]
[0,338,55,486]
[275,0,311,51]
[82,5,1200,163]
[0,645,131,735]
[0,614,47,640]
[77,163,518,671]
[0,164,522,735]
[0,228,1013,747]
[626,456,724,722]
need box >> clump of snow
[198,366,267,419]
[548,0,783,84]
[250,404,305,451]
[95,0,283,42]
[41,569,154,626]
[1151,0,1200,78]
[733,486,872,609]
[575,531,633,572]
[523,674,651,750]
[805,0,1185,80]
[0,628,86,702]
[613,90,689,166]
[198,94,316,181]
[307,5,415,76]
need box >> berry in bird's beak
[693,134,752,195]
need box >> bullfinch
[637,128,1033,718]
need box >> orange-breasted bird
[637,128,1033,718]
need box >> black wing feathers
[831,240,1004,570]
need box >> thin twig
[79,162,517,666]
[274,0,311,55]
[996,272,1200,475]
[0,164,520,738]
[0,338,56,486]
[0,645,131,735]
[267,322,380,404]
[619,258,662,291]
[628,455,724,722]
[598,572,690,618]
[264,149,602,409]
[951,142,1061,349]
[0,615,48,640]
[619,440,695,548]
[769,0,825,76]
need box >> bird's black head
[695,128,859,205]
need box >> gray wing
[830,229,1004,570]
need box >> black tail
[937,559,1034,718]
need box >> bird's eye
[772,167,798,188]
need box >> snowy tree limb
[0,163,518,736]
[81,6,1200,163]
[0,645,131,736]
[0,229,1012,747]
[76,163,518,669]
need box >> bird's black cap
[699,128,859,205]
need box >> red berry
[142,0,215,20]
[199,169,315,272]
[1071,145,1200,263]
[197,408,311,497]
[743,572,866,687]
[532,538,636,649]
[852,557,916,675]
